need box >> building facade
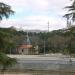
[17,44,33,55]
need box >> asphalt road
[7,54,75,71]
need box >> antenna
[48,21,49,32]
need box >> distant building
[16,32,39,55]
[16,33,33,54]
[17,44,33,55]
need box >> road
[7,54,75,71]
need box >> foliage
[0,2,17,74]
[0,53,17,73]
[0,28,16,53]
[0,26,75,54]
[0,2,14,20]
[64,0,75,23]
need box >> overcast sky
[0,0,72,31]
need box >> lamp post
[43,21,50,55]
[44,40,46,54]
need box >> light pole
[44,40,46,54]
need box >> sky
[0,0,72,31]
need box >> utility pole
[48,21,49,32]
[44,40,46,54]
[26,31,29,51]
[48,21,50,53]
[43,21,49,55]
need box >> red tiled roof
[18,45,32,49]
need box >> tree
[0,2,14,51]
[64,0,75,23]
[0,2,17,74]
[63,0,75,62]
[0,2,14,20]
[0,53,17,74]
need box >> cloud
[0,15,66,31]
[0,0,71,30]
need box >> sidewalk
[7,54,75,61]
